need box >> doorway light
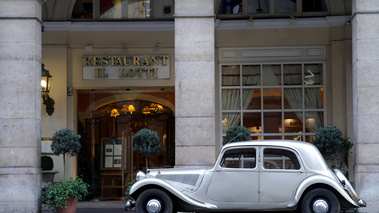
[41,64,55,115]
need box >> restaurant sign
[83,55,170,79]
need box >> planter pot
[42,170,58,188]
[323,152,348,175]
[56,199,78,213]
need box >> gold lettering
[133,56,141,66]
[145,68,153,78]
[110,56,117,66]
[94,57,100,66]
[138,68,143,78]
[153,68,158,78]
[101,57,109,66]
[84,57,92,66]
[119,68,126,78]
[116,57,123,66]
[151,56,159,66]
[128,68,136,78]
[162,56,169,66]
[141,56,150,66]
[123,57,131,66]
[95,68,108,78]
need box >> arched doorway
[76,90,175,200]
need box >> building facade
[1,0,378,212]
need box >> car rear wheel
[301,188,340,213]
[135,188,173,213]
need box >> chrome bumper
[358,198,367,207]
[123,200,136,211]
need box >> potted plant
[312,125,352,175]
[132,128,162,169]
[51,128,81,178]
[41,155,58,188]
[224,126,251,144]
[41,177,89,213]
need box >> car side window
[221,148,256,169]
[263,148,300,170]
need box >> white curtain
[273,65,323,132]
[222,66,260,132]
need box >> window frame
[215,0,330,19]
[262,147,301,170]
[71,0,175,21]
[220,148,257,169]
[218,46,327,146]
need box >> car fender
[287,175,359,208]
[130,178,217,210]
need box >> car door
[207,147,259,203]
[259,147,306,204]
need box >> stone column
[175,0,216,167]
[0,0,42,212]
[352,0,379,211]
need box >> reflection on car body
[124,140,366,213]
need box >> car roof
[221,140,329,171]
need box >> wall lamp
[41,64,55,115]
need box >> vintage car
[124,140,366,213]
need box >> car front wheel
[135,188,173,213]
[301,188,340,213]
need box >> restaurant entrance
[76,89,175,200]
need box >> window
[72,0,174,20]
[221,148,256,169]
[220,62,325,143]
[216,0,328,18]
[263,148,300,170]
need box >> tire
[301,188,340,213]
[135,188,173,213]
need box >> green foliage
[132,128,162,157]
[41,155,54,171]
[41,177,89,213]
[51,128,81,156]
[341,137,354,157]
[313,125,343,155]
[224,126,251,144]
[124,179,137,201]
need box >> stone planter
[42,170,58,188]
[323,152,348,175]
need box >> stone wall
[0,0,42,212]
[174,0,216,167]
[352,0,379,211]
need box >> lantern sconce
[41,64,55,115]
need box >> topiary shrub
[312,125,343,155]
[41,155,54,171]
[224,126,251,144]
[51,128,81,178]
[132,128,162,169]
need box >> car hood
[146,168,208,192]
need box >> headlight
[136,171,146,181]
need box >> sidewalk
[42,201,131,213]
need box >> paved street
[41,201,361,213]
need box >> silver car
[124,140,366,213]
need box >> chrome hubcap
[146,199,161,213]
[313,199,329,213]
